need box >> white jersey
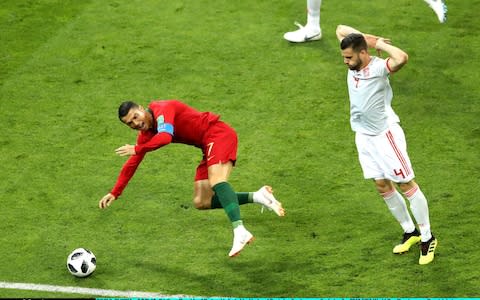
[346,56,400,135]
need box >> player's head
[118,101,138,120]
[340,33,369,71]
[118,101,153,131]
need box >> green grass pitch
[0,0,479,297]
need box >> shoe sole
[394,247,417,255]
[393,236,421,254]
[284,34,322,43]
[228,236,255,258]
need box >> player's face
[121,106,153,131]
[341,47,366,71]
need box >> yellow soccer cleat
[393,229,421,254]
[419,236,438,265]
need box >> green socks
[211,191,253,209]
[212,182,243,227]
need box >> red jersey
[110,100,220,198]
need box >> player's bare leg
[193,179,214,209]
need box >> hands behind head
[363,34,392,57]
[364,34,391,47]
[375,37,392,47]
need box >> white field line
[0,281,198,298]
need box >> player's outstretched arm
[99,193,117,209]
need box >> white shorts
[355,123,415,183]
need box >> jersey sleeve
[385,57,393,74]
[110,153,145,198]
[110,131,153,198]
[371,57,390,77]
[134,132,172,155]
[134,103,175,155]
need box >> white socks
[383,185,432,242]
[382,189,416,233]
[306,0,321,29]
[404,186,432,242]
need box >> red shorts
[194,121,238,181]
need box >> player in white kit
[284,0,447,43]
[336,25,438,265]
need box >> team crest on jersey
[363,67,370,77]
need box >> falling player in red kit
[99,100,285,257]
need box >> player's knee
[398,180,417,193]
[374,179,395,194]
[193,196,211,210]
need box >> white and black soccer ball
[66,248,96,277]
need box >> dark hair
[118,101,138,120]
[340,33,367,52]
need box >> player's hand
[115,144,136,156]
[364,34,379,48]
[364,34,392,57]
[364,34,391,48]
[99,193,116,209]
[374,37,392,57]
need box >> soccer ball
[66,248,96,277]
